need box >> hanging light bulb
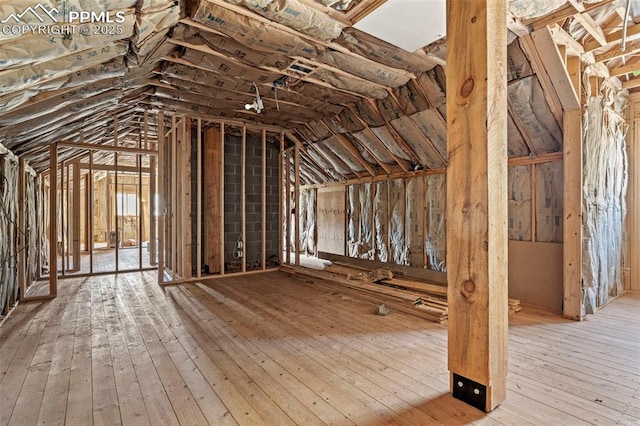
[244,82,264,113]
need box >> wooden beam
[574,12,607,47]
[285,149,291,265]
[595,38,640,63]
[49,143,58,295]
[446,0,508,412]
[507,102,537,156]
[520,34,565,126]
[157,111,166,284]
[320,122,377,177]
[279,132,284,264]
[150,155,157,266]
[17,158,26,299]
[567,56,582,105]
[609,56,640,77]
[262,129,267,270]
[622,76,640,90]
[196,118,202,277]
[527,0,614,31]
[220,123,226,275]
[203,125,222,274]
[583,22,640,52]
[294,142,301,266]
[72,161,81,272]
[241,126,247,273]
[88,153,94,274]
[531,27,580,110]
[563,108,584,321]
[57,141,157,155]
[182,117,192,279]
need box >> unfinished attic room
[2,0,640,423]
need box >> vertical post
[220,123,225,275]
[563,108,583,320]
[285,149,291,264]
[18,158,26,297]
[84,173,89,253]
[150,155,157,266]
[241,126,247,273]
[89,153,94,274]
[531,164,537,242]
[49,143,58,295]
[157,112,165,283]
[114,117,119,272]
[262,128,267,270]
[149,111,157,267]
[181,117,192,279]
[61,161,66,276]
[203,125,222,274]
[196,118,202,277]
[72,161,81,272]
[171,115,177,277]
[446,0,508,412]
[66,163,71,272]
[278,133,284,264]
[294,142,300,266]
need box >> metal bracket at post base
[452,373,488,412]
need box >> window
[116,193,138,216]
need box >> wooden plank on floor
[100,277,151,425]
[90,277,122,425]
[36,282,86,425]
[107,277,179,426]
[121,276,240,425]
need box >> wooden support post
[181,117,192,279]
[60,161,65,276]
[204,125,222,274]
[563,108,583,320]
[171,115,177,277]
[72,161,81,272]
[197,118,202,277]
[294,142,300,266]
[241,126,247,273]
[285,149,291,264]
[158,112,165,283]
[49,144,58,295]
[531,164,537,242]
[89,153,94,274]
[262,129,267,270]
[18,158,26,298]
[83,173,89,253]
[220,123,226,275]
[446,0,508,412]
[279,132,284,264]
[114,126,119,272]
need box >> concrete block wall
[190,129,280,274]
[224,134,280,267]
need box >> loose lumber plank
[446,0,508,411]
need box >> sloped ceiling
[0,0,637,177]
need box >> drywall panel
[508,240,563,313]
[317,186,345,255]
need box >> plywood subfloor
[1,271,639,425]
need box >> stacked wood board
[281,262,522,323]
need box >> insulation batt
[582,82,628,313]
[425,174,446,271]
[508,165,532,241]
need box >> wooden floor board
[1,271,639,426]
